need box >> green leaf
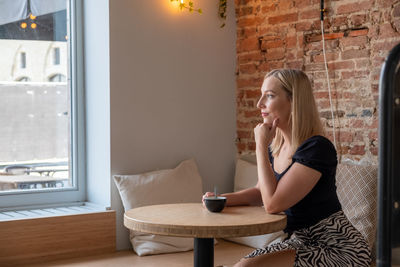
[198,8,202,14]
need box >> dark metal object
[377,42,400,267]
[194,238,214,267]
[320,0,325,21]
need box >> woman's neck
[279,127,292,155]
[280,126,292,146]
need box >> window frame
[0,0,86,209]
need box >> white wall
[109,0,237,249]
[84,0,111,207]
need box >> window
[16,76,31,82]
[49,73,66,82]
[20,52,26,68]
[53,47,60,65]
[0,0,85,209]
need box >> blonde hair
[265,69,323,157]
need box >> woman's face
[256,77,292,127]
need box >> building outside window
[16,76,31,82]
[20,52,26,68]
[49,73,66,82]
[0,0,85,208]
[53,47,60,65]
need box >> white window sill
[0,202,110,221]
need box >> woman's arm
[254,120,322,214]
[222,187,262,206]
[256,140,321,213]
[202,187,262,207]
[255,141,279,212]
[202,161,321,211]
[262,162,321,213]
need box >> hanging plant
[171,0,202,14]
[170,0,227,28]
[219,0,227,28]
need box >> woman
[203,69,371,266]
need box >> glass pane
[0,0,71,192]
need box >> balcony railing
[0,160,69,191]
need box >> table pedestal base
[194,238,214,267]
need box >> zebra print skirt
[245,210,371,266]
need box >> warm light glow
[20,22,27,29]
[168,0,181,13]
[29,14,37,20]
[30,23,37,29]
[169,0,202,14]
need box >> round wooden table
[124,203,286,267]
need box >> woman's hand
[202,192,216,207]
[254,118,278,148]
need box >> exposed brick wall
[235,0,400,163]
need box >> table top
[124,203,286,238]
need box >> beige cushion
[113,159,203,256]
[335,161,378,250]
[233,158,258,192]
[225,157,287,248]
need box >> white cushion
[225,157,286,248]
[335,160,377,251]
[113,159,203,256]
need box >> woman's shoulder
[297,135,335,150]
[293,135,337,162]
[301,135,335,147]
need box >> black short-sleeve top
[268,135,342,233]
